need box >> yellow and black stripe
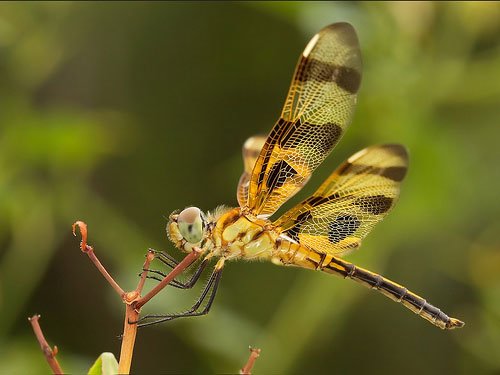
[275,144,408,256]
[323,256,465,330]
[247,23,362,217]
[274,241,464,330]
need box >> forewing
[274,144,408,256]
[237,135,266,207]
[247,23,362,217]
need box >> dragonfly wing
[274,144,408,256]
[247,22,362,217]
[237,135,266,207]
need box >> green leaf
[88,352,119,375]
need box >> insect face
[167,207,207,251]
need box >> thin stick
[119,250,198,372]
[73,221,125,297]
[135,249,155,294]
[240,347,261,375]
[135,249,201,309]
[28,315,64,375]
[87,247,125,297]
[117,250,155,373]
[118,304,139,374]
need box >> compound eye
[177,207,204,244]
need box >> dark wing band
[247,23,362,217]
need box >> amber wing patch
[246,23,363,217]
[274,144,409,256]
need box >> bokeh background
[1,2,499,374]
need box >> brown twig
[118,249,199,373]
[117,250,155,374]
[135,248,201,309]
[28,315,64,374]
[73,221,201,374]
[72,221,125,297]
[135,249,155,294]
[240,347,261,375]
[118,304,140,374]
[71,221,201,374]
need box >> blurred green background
[1,2,499,374]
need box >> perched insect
[140,22,464,330]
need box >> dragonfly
[139,22,464,330]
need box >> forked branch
[117,250,155,374]
[32,220,257,374]
[71,220,202,374]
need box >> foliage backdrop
[0,2,499,374]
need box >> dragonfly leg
[149,248,180,268]
[142,250,209,289]
[135,264,223,328]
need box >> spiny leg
[145,257,209,289]
[152,249,181,268]
[143,249,209,289]
[135,265,224,328]
[145,248,184,269]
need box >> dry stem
[240,347,261,374]
[28,315,64,374]
[117,250,155,373]
[72,221,201,374]
[72,221,125,297]
[118,304,140,374]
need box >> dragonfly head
[167,206,208,252]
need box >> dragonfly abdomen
[273,241,464,330]
[323,256,464,330]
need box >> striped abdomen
[274,242,464,330]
